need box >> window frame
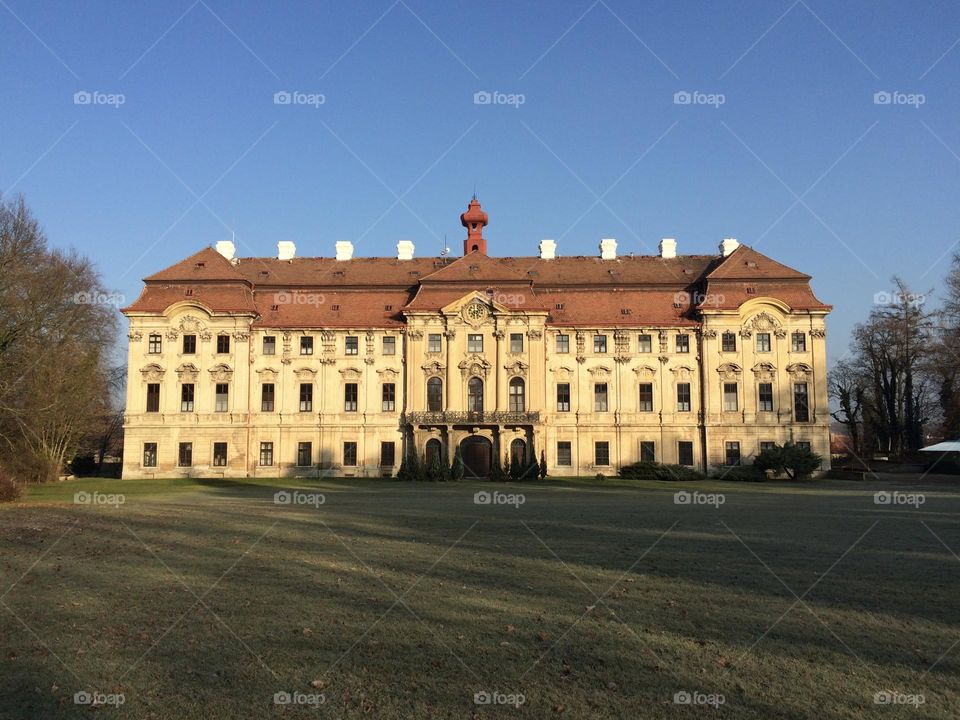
[380,441,396,467]
[722,381,738,412]
[792,332,807,352]
[675,334,689,353]
[344,383,359,412]
[556,382,571,412]
[594,441,610,467]
[640,441,655,462]
[213,442,228,467]
[594,382,608,412]
[427,377,443,411]
[215,383,229,413]
[638,382,653,412]
[261,383,275,412]
[259,442,274,467]
[758,382,774,412]
[216,334,230,354]
[676,382,691,412]
[467,334,484,354]
[756,332,771,353]
[638,334,653,353]
[794,382,810,422]
[300,335,314,355]
[182,334,196,354]
[427,334,442,353]
[556,334,570,354]
[299,383,313,412]
[557,441,573,467]
[297,441,313,467]
[467,377,484,412]
[345,336,359,355]
[262,335,276,355]
[721,332,737,352]
[725,441,741,466]
[509,333,524,353]
[382,382,396,412]
[148,333,162,354]
[146,383,160,413]
[509,377,526,412]
[678,441,694,467]
[178,442,192,467]
[143,442,158,468]
[343,441,358,467]
[382,336,396,356]
[594,334,607,353]
[180,383,194,412]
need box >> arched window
[427,377,443,411]
[509,377,525,412]
[468,377,484,412]
[425,439,442,467]
[510,438,526,466]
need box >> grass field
[1,475,958,719]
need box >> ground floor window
[557,441,572,466]
[343,441,358,467]
[797,441,811,452]
[725,441,741,466]
[178,442,192,467]
[297,442,312,467]
[380,441,395,467]
[678,441,694,467]
[213,442,228,467]
[760,441,776,453]
[640,441,655,462]
[260,442,273,466]
[143,442,157,467]
[595,441,610,466]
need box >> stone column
[444,329,456,411]
[494,328,505,411]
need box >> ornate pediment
[257,367,279,382]
[632,364,658,381]
[294,367,318,381]
[377,367,400,381]
[339,366,363,381]
[208,363,233,382]
[588,364,612,380]
[787,362,813,380]
[751,362,777,381]
[746,311,783,333]
[717,362,742,380]
[178,314,207,333]
[140,363,165,382]
[458,355,492,378]
[504,359,529,378]
[552,366,574,382]
[670,364,694,381]
[175,363,199,382]
[421,360,444,378]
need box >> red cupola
[460,195,488,255]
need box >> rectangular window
[382,383,396,412]
[595,441,610,466]
[760,441,777,453]
[260,442,274,467]
[148,333,162,354]
[725,441,741,466]
[216,335,230,354]
[213,442,227,467]
[756,332,771,353]
[723,382,738,412]
[380,441,396,467]
[146,383,160,412]
[676,334,689,353]
[638,383,653,412]
[143,442,157,467]
[300,336,313,355]
[640,441,655,462]
[262,336,276,355]
[677,383,691,412]
[344,383,358,412]
[427,334,442,353]
[345,336,359,355]
[594,334,607,353]
[797,441,811,451]
[510,333,524,353]
[215,383,229,412]
[297,442,312,467]
[792,332,806,352]
[178,442,192,467]
[556,383,571,412]
[299,383,313,412]
[758,382,774,412]
[557,441,572,466]
[468,334,483,353]
[343,441,357,466]
[638,334,652,353]
[182,334,196,354]
[382,336,396,355]
[678,441,694,467]
[556,334,570,353]
[261,383,275,412]
[427,379,443,411]
[721,332,736,352]
[180,383,194,412]
[594,383,608,412]
[794,382,810,422]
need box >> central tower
[460,195,488,255]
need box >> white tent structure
[919,441,960,452]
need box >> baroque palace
[121,198,830,479]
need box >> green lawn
[2,476,958,719]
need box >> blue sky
[2,0,959,362]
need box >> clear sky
[2,0,959,362]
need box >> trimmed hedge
[618,461,704,481]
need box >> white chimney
[720,237,740,257]
[599,238,617,260]
[538,239,557,260]
[277,240,296,261]
[215,240,235,261]
[659,238,677,259]
[396,239,415,260]
[335,240,354,261]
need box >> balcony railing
[403,410,540,425]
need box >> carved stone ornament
[140,363,165,382]
[421,360,445,378]
[198,330,212,341]
[701,329,717,339]
[787,362,813,380]
[588,365,612,380]
[633,365,657,381]
[377,367,399,381]
[463,301,488,325]
[406,329,424,340]
[128,330,143,341]
[552,366,574,382]
[458,355,492,378]
[165,329,179,341]
[294,367,318,381]
[527,329,543,340]
[746,312,782,332]
[716,362,742,381]
[175,363,199,382]
[739,328,753,339]
[208,363,233,382]
[232,331,249,342]
[257,367,279,382]
[774,328,787,338]
[670,365,694,381]
[339,367,363,381]
[504,359,529,378]
[810,328,826,338]
[179,315,206,333]
[751,362,777,382]
[443,329,457,340]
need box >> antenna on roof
[440,234,450,257]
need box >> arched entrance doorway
[460,436,492,478]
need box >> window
[182,334,196,354]
[723,382,738,412]
[594,383,608,412]
[261,383,275,412]
[427,377,442,411]
[510,333,523,353]
[678,441,694,467]
[638,383,653,412]
[180,383,194,412]
[260,442,274,466]
[146,383,160,412]
[427,334,442,353]
[557,441,572,466]
[756,333,771,353]
[638,334,652,353]
[676,334,689,353]
[344,383,358,412]
[148,333,162,354]
[594,334,607,353]
[677,383,691,412]
[143,442,157,467]
[758,383,774,412]
[556,334,570,353]
[343,441,357,466]
[792,332,806,352]
[556,382,571,412]
[760,441,777,453]
[797,441,811,452]
[300,336,313,355]
[725,441,741,466]
[425,439,442,466]
[215,383,229,412]
[297,442,312,467]
[794,382,810,422]
[721,332,737,352]
[262,336,276,355]
[382,383,396,412]
[299,383,313,412]
[178,442,192,467]
[380,441,396,467]
[468,334,483,353]
[216,335,230,354]
[509,378,525,412]
[595,441,610,466]
[382,336,396,355]
[640,441,655,462]
[345,336,359,355]
[213,442,228,467]
[467,377,483,412]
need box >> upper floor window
[556,334,570,354]
[382,383,396,412]
[556,382,571,412]
[182,334,196,354]
[299,383,313,412]
[723,382,738,412]
[180,383,194,412]
[427,334,442,353]
[262,336,276,355]
[427,378,443,411]
[756,332,771,353]
[594,335,607,353]
[300,336,313,355]
[510,333,523,353]
[146,383,160,413]
[509,378,525,412]
[676,334,689,353]
[382,336,396,355]
[261,383,275,412]
[467,377,484,412]
[468,334,483,353]
[792,332,806,352]
[638,383,653,412]
[148,334,162,354]
[216,335,230,354]
[344,383,358,412]
[215,383,229,412]
[677,383,691,412]
[638,334,652,353]
[758,382,774,412]
[794,382,810,422]
[345,336,359,355]
[721,332,737,352]
[594,383,608,412]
